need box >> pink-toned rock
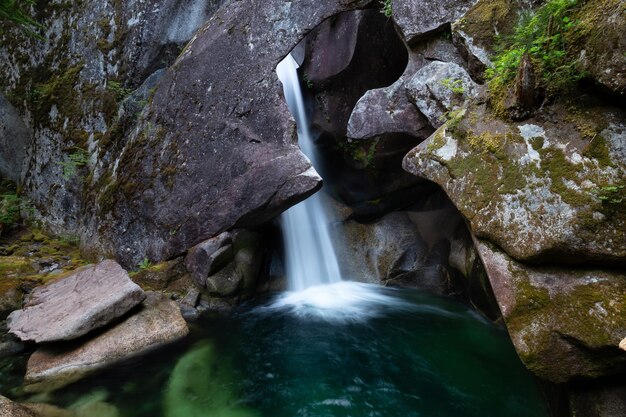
[24,292,188,393]
[0,395,38,417]
[8,260,145,343]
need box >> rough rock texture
[0,395,38,417]
[0,0,224,241]
[570,0,626,96]
[23,292,188,393]
[85,0,384,267]
[131,257,187,291]
[8,260,145,343]
[474,240,626,382]
[186,229,264,297]
[403,102,626,266]
[393,0,479,44]
[450,0,523,80]
[405,61,479,128]
[0,93,31,183]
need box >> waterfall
[276,54,343,291]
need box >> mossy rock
[402,100,626,267]
[475,240,626,382]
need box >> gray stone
[23,292,189,393]
[403,102,626,266]
[8,260,145,343]
[405,61,478,128]
[392,0,479,44]
[474,239,626,382]
[0,93,31,183]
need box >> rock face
[24,292,188,393]
[474,240,626,382]
[8,260,145,343]
[393,0,479,44]
[403,102,626,266]
[85,0,383,267]
[0,93,31,183]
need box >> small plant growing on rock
[440,78,465,94]
[0,0,43,38]
[594,185,625,205]
[486,0,586,114]
[59,148,89,180]
[138,258,152,270]
[380,0,392,18]
[107,80,133,101]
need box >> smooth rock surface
[393,0,478,44]
[8,260,145,343]
[23,292,189,393]
[403,102,626,266]
[474,240,626,382]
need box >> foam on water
[255,281,466,322]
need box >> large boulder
[8,260,145,343]
[474,240,626,382]
[85,0,381,267]
[403,102,626,266]
[23,292,188,393]
[405,61,479,128]
[0,93,31,183]
[392,0,479,44]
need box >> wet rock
[164,342,259,417]
[0,395,38,417]
[474,240,626,382]
[403,102,626,266]
[204,230,264,298]
[336,191,467,296]
[392,0,479,44]
[8,260,145,343]
[405,61,478,128]
[24,292,188,393]
[0,281,24,320]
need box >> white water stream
[276,54,343,292]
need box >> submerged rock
[164,342,260,417]
[23,292,188,393]
[0,395,38,417]
[475,240,626,382]
[8,260,145,343]
[403,102,626,266]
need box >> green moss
[582,135,612,168]
[529,136,544,150]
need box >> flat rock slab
[23,292,189,393]
[8,260,145,343]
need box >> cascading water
[276,54,343,291]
